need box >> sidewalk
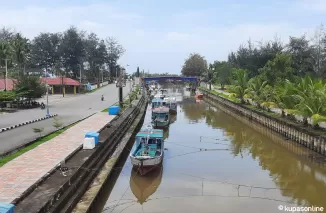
[0,112,115,204]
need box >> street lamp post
[46,68,50,117]
[79,64,82,84]
[126,64,131,92]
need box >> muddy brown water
[97,88,326,213]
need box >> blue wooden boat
[152,106,170,127]
[151,98,163,109]
[130,126,164,175]
[163,97,177,114]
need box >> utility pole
[126,64,131,92]
[79,64,82,84]
[2,59,10,91]
[117,66,124,108]
[45,67,50,117]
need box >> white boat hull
[130,155,163,167]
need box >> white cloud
[0,2,321,74]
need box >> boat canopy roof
[136,128,163,138]
[152,98,163,103]
[164,97,176,102]
[152,106,170,113]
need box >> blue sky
[1,0,325,74]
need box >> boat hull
[195,94,203,99]
[169,107,177,114]
[152,120,169,127]
[130,156,163,175]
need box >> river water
[98,87,326,213]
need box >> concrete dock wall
[200,89,326,156]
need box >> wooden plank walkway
[0,112,115,203]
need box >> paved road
[0,83,132,154]
[0,83,132,128]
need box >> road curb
[0,114,58,133]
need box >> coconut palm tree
[228,69,248,104]
[245,76,268,108]
[11,33,29,75]
[288,76,326,127]
[0,40,12,66]
[262,80,299,117]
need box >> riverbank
[199,87,326,156]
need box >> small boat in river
[152,106,170,127]
[130,126,164,176]
[163,97,177,114]
[195,92,203,99]
[152,98,163,109]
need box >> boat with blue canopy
[130,125,164,175]
[152,106,170,128]
[151,98,163,109]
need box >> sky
[0,0,325,74]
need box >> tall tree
[11,33,30,74]
[286,35,314,76]
[181,53,207,77]
[30,32,62,72]
[258,53,294,86]
[60,26,85,79]
[0,40,12,67]
[228,39,283,78]
[136,66,140,77]
[213,61,233,89]
[0,27,15,42]
[84,33,108,85]
[105,37,125,79]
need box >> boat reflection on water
[130,166,163,204]
[170,114,177,124]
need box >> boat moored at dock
[152,106,170,128]
[130,126,164,176]
[163,97,177,114]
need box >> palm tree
[245,76,268,108]
[287,76,326,127]
[262,80,299,117]
[0,40,12,66]
[228,69,248,104]
[11,33,29,75]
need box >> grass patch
[102,87,140,113]
[199,86,241,103]
[0,123,77,167]
[246,105,279,117]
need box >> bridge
[141,76,199,84]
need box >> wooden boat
[152,106,170,127]
[163,97,177,114]
[159,89,168,100]
[195,92,203,99]
[151,98,163,109]
[130,166,163,204]
[130,126,164,176]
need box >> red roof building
[40,77,81,86]
[0,78,17,91]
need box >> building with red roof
[0,78,17,91]
[40,77,81,94]
[0,77,81,94]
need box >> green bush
[0,91,16,102]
